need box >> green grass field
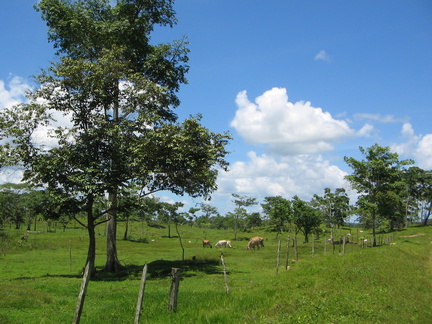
[1,222,431,323]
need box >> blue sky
[1,1,431,216]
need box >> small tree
[196,203,219,228]
[344,144,413,245]
[312,188,352,238]
[229,194,257,239]
[291,196,322,243]
[0,184,27,229]
[261,196,292,235]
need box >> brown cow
[202,240,212,248]
[246,236,265,250]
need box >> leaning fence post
[220,253,230,294]
[134,264,148,324]
[168,268,182,312]
[73,261,91,324]
[275,240,281,275]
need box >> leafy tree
[158,201,184,238]
[291,196,322,243]
[0,184,28,229]
[229,194,257,239]
[416,169,432,226]
[209,215,229,230]
[196,203,219,228]
[0,0,230,274]
[261,196,292,234]
[246,212,262,229]
[312,188,352,237]
[344,144,413,245]
[186,207,200,226]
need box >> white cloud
[217,151,350,203]
[354,113,407,123]
[0,76,32,109]
[392,122,432,169]
[415,135,432,169]
[357,123,375,137]
[230,88,357,154]
[314,50,330,62]
[0,167,24,184]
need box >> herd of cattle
[202,236,265,250]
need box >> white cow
[215,240,232,248]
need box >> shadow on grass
[12,258,223,282]
[89,257,222,281]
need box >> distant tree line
[2,144,431,248]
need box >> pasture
[1,221,432,323]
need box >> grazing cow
[215,240,232,248]
[328,236,347,245]
[202,240,212,248]
[246,236,265,250]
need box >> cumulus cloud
[230,88,357,154]
[392,122,432,169]
[314,50,330,62]
[0,76,32,109]
[217,151,350,202]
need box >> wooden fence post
[324,234,327,256]
[294,235,298,261]
[342,236,346,255]
[168,268,182,312]
[275,240,281,275]
[311,234,315,257]
[285,233,291,270]
[220,253,230,294]
[69,240,72,272]
[73,261,91,324]
[134,264,148,324]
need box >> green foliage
[344,144,414,245]
[292,196,322,243]
[312,187,352,228]
[262,196,292,233]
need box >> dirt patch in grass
[400,233,426,237]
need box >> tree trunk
[123,216,129,240]
[104,191,125,272]
[372,210,377,247]
[85,216,97,276]
[422,202,431,226]
[405,198,410,228]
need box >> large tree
[0,0,230,274]
[344,144,412,245]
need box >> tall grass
[1,223,431,323]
